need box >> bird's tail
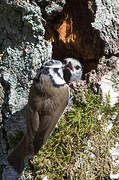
[8,134,34,174]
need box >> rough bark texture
[0,0,52,179]
[92,0,119,55]
[0,0,119,179]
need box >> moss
[24,88,119,180]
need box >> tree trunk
[0,0,119,179]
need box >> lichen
[0,2,52,177]
[0,0,52,141]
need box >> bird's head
[34,60,66,87]
[62,58,83,83]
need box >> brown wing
[33,84,69,154]
[8,76,69,173]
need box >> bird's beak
[66,63,73,71]
[63,62,73,71]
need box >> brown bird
[8,60,70,174]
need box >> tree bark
[0,0,119,179]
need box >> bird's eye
[62,60,67,64]
[75,65,80,70]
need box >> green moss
[25,88,119,180]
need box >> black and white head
[34,59,66,86]
[62,58,83,83]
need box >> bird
[62,57,83,83]
[7,59,70,174]
[7,58,83,174]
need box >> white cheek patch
[70,64,82,81]
[49,69,66,85]
[70,72,82,81]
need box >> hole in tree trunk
[44,0,105,77]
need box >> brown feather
[8,73,69,173]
